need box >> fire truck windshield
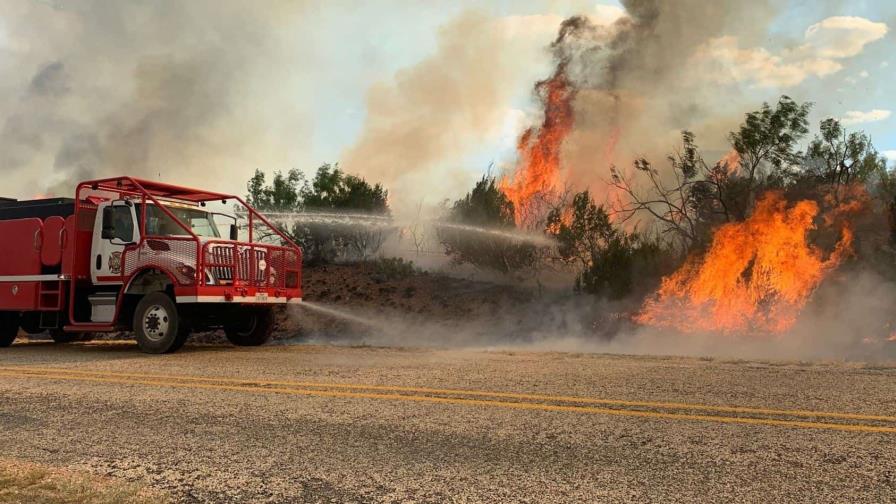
[137,204,221,238]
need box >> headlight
[176,262,196,281]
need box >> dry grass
[0,460,166,504]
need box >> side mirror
[229,224,238,241]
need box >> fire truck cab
[0,176,302,353]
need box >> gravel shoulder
[0,341,894,503]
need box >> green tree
[439,176,538,274]
[804,118,887,201]
[302,163,389,214]
[298,164,391,263]
[729,95,812,193]
[244,164,392,263]
[548,190,667,299]
[246,168,305,212]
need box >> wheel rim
[143,304,170,342]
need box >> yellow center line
[0,370,894,434]
[1,365,893,423]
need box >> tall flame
[636,192,855,334]
[500,64,576,226]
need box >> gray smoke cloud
[0,0,312,197]
[556,0,781,198]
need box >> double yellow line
[1,365,894,433]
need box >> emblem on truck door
[109,251,122,274]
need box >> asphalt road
[0,341,895,503]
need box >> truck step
[63,324,115,333]
[88,293,117,323]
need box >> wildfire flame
[718,149,740,174]
[500,64,576,226]
[636,192,855,334]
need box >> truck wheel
[19,313,43,335]
[0,312,19,347]
[224,307,274,346]
[133,292,189,354]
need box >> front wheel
[224,307,274,346]
[0,312,19,347]
[133,292,189,354]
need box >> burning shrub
[611,96,813,254]
[636,191,855,334]
[499,63,575,228]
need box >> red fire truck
[0,176,302,353]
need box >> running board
[63,324,115,333]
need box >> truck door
[91,201,139,285]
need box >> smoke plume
[339,11,550,216]
[537,0,781,203]
[0,0,311,196]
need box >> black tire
[224,307,274,346]
[0,312,19,347]
[19,313,43,335]
[49,330,78,343]
[133,292,189,354]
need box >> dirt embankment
[281,262,540,341]
[304,262,534,318]
[275,261,633,346]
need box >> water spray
[248,210,556,247]
[431,222,555,246]
[295,301,386,330]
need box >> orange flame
[500,64,576,226]
[636,192,855,334]
[718,149,740,174]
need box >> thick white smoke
[0,0,312,197]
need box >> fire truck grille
[204,244,299,288]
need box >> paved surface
[0,341,895,503]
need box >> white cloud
[694,16,888,88]
[694,37,841,87]
[804,16,888,58]
[591,4,626,26]
[883,150,896,162]
[840,109,891,125]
